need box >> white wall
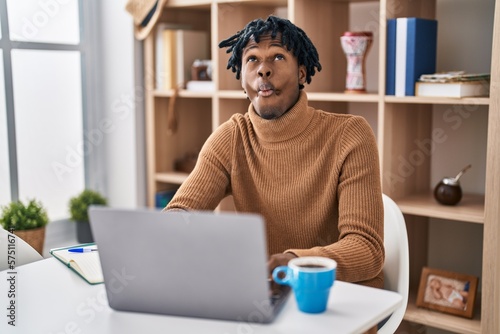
[98,0,145,209]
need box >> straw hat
[125,0,169,40]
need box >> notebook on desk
[50,243,103,284]
[88,207,290,323]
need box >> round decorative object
[434,177,462,206]
[434,165,471,206]
[340,31,373,93]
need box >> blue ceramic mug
[272,257,337,313]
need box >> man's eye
[275,54,285,61]
[246,56,257,62]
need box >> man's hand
[267,252,297,277]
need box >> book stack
[155,24,209,90]
[386,18,438,96]
[415,71,490,98]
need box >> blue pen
[68,248,98,253]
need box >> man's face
[240,33,306,120]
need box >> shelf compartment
[404,294,481,334]
[153,97,211,178]
[385,96,489,105]
[396,192,484,224]
[155,172,189,185]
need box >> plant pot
[14,226,46,255]
[76,221,94,243]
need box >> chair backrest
[0,228,44,271]
[378,194,410,334]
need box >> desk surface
[1,258,401,334]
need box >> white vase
[340,31,373,93]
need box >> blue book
[405,18,437,95]
[395,18,437,96]
[385,19,397,95]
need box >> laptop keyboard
[269,281,291,306]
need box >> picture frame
[416,267,478,318]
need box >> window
[0,51,10,206]
[0,0,98,220]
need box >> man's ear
[298,65,307,85]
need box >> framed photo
[416,267,478,318]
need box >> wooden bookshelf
[141,1,500,332]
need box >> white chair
[0,227,44,271]
[378,194,410,334]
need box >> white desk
[0,258,401,334]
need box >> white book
[415,81,489,98]
[155,24,192,90]
[155,23,168,90]
[395,18,408,97]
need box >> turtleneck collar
[247,90,314,143]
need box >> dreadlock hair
[218,15,322,89]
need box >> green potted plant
[69,189,108,243]
[0,199,49,254]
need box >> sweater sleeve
[165,121,234,211]
[287,116,384,286]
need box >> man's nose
[258,63,272,78]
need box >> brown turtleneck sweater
[166,91,384,288]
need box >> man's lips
[258,83,275,97]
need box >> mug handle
[272,266,291,285]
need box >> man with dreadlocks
[166,16,384,292]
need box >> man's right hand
[267,252,297,277]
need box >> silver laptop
[88,207,290,323]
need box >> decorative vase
[76,221,94,243]
[14,226,46,255]
[340,31,373,93]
